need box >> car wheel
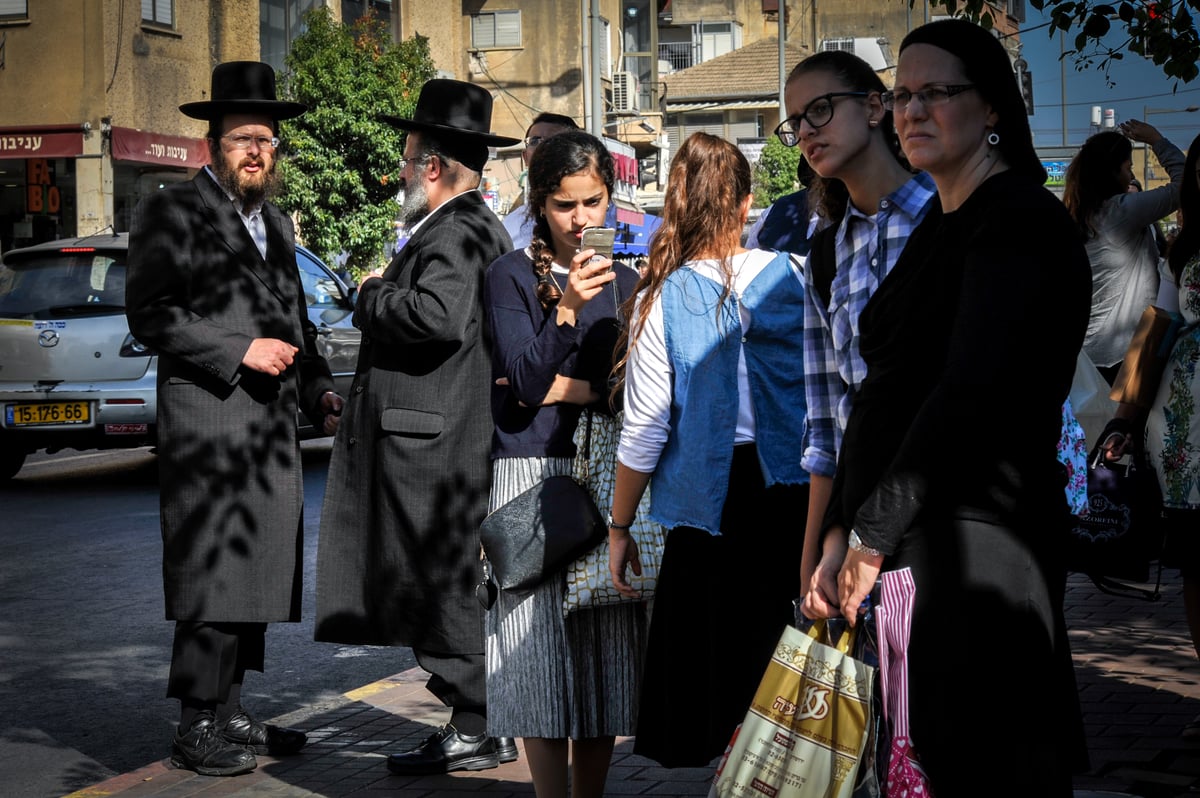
[0,446,26,481]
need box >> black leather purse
[1067,440,1164,600]
[479,413,606,594]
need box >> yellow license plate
[5,401,91,427]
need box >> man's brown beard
[212,153,280,208]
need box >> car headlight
[119,333,154,357]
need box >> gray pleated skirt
[485,456,647,739]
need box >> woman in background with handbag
[607,132,810,769]
[1063,119,1184,384]
[802,19,1090,794]
[1109,131,1200,738]
[482,130,645,797]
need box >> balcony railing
[658,42,698,73]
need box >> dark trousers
[167,621,266,704]
[413,647,487,713]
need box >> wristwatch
[607,514,633,531]
[847,529,883,558]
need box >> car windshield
[0,250,127,319]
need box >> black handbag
[1067,441,1165,600]
[479,413,606,593]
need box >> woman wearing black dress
[801,19,1091,795]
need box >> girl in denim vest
[608,132,810,768]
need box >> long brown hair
[615,132,751,386]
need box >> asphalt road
[0,442,413,798]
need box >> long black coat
[126,172,334,622]
[315,191,512,653]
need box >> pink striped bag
[876,568,934,798]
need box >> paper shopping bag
[709,621,876,798]
[1110,305,1186,409]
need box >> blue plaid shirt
[801,171,937,478]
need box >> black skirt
[633,443,809,768]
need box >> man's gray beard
[212,155,279,208]
[398,178,430,227]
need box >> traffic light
[1014,57,1034,116]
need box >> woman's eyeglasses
[881,84,976,112]
[773,92,869,146]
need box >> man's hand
[242,338,298,376]
[359,268,384,290]
[320,391,345,436]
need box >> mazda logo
[38,330,59,348]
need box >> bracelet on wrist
[607,514,633,531]
[847,529,883,558]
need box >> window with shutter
[141,0,174,27]
[0,0,28,19]
[472,10,522,49]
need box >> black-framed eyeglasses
[881,84,976,112]
[774,92,869,146]
[221,134,280,151]
[525,135,546,149]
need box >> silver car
[0,232,361,480]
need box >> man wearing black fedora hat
[314,79,522,775]
[126,61,343,777]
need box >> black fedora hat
[180,61,307,121]
[380,79,520,147]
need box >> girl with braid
[482,130,645,798]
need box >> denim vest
[650,251,809,535]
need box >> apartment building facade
[0,0,1025,251]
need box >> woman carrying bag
[483,130,645,798]
[801,19,1091,794]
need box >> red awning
[0,124,86,158]
[111,126,209,169]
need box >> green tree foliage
[276,7,436,275]
[940,0,1199,84]
[751,138,803,208]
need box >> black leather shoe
[170,714,257,777]
[219,707,307,755]
[496,736,518,764]
[386,724,499,775]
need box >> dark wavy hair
[526,130,615,309]
[1062,131,1134,237]
[1167,132,1200,281]
[785,50,904,223]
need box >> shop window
[0,0,28,20]
[471,10,521,49]
[141,0,173,28]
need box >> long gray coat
[315,191,512,653]
[126,172,334,622]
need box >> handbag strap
[579,409,593,484]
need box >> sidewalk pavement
[68,571,1200,798]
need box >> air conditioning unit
[612,71,639,113]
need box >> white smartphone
[579,227,616,267]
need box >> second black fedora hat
[380,79,520,147]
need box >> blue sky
[1017,8,1200,149]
